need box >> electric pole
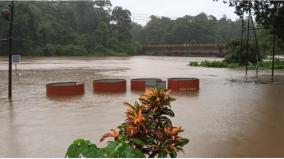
[8,1,15,99]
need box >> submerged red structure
[93,79,126,92]
[46,82,85,96]
[168,78,199,91]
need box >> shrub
[224,38,265,65]
[200,60,229,67]
[65,137,145,158]
[65,88,189,158]
[190,60,239,68]
[258,60,284,70]
[189,61,199,66]
[189,59,284,70]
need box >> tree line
[0,1,139,56]
[131,13,242,44]
[0,0,282,56]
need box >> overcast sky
[111,0,239,25]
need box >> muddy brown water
[0,56,284,157]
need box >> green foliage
[66,88,189,158]
[224,39,267,65]
[130,2,284,52]
[65,136,145,158]
[40,44,89,56]
[223,0,284,41]
[0,1,139,56]
[189,61,199,66]
[189,59,284,70]
[117,88,189,158]
[2,1,283,56]
[258,59,284,70]
[131,13,242,44]
[200,60,230,67]
[190,60,239,68]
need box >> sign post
[12,54,20,74]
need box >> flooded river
[0,56,284,157]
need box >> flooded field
[0,56,284,157]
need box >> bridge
[142,43,226,57]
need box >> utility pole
[240,6,245,64]
[245,2,251,76]
[271,4,278,82]
[250,10,260,77]
[8,1,15,99]
[272,31,276,81]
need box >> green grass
[257,60,284,70]
[189,59,284,70]
[189,60,239,68]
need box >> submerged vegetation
[190,59,284,70]
[257,60,284,70]
[66,88,189,158]
[190,60,239,68]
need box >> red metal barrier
[46,82,85,96]
[168,78,199,91]
[131,78,162,91]
[93,79,126,92]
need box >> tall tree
[223,0,284,40]
[0,1,139,56]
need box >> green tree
[223,0,284,41]
[225,38,265,64]
[139,13,242,44]
[0,1,140,56]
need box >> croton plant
[65,88,189,158]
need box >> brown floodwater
[0,56,284,157]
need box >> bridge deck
[142,43,226,57]
[143,43,225,49]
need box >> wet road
[0,56,284,157]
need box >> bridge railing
[143,43,225,49]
